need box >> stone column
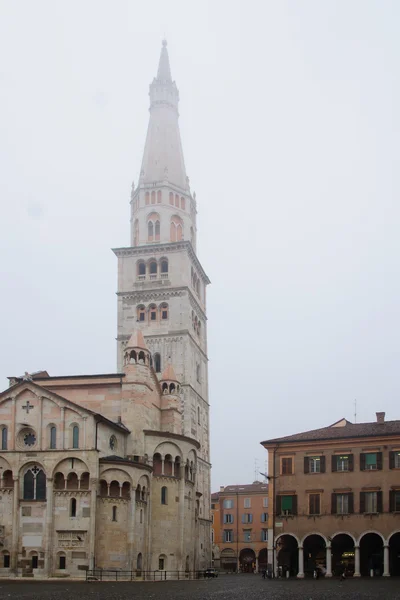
[297,546,304,578]
[11,477,19,572]
[273,547,278,578]
[44,478,54,576]
[354,545,361,577]
[255,557,259,573]
[89,478,98,570]
[146,489,152,572]
[38,396,43,449]
[11,398,16,450]
[161,459,165,475]
[383,545,390,577]
[83,416,87,448]
[179,466,185,570]
[60,407,65,450]
[326,544,332,577]
[127,493,136,570]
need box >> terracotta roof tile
[261,419,400,445]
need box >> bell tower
[113,41,211,551]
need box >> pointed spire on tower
[161,362,178,383]
[139,41,188,191]
[126,329,147,350]
[157,40,172,82]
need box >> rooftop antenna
[254,458,259,481]
[354,399,357,423]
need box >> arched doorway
[276,534,298,577]
[220,548,236,572]
[303,534,326,577]
[239,548,256,573]
[389,532,400,576]
[360,532,383,576]
[331,533,355,576]
[258,548,268,573]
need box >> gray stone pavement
[0,574,400,599]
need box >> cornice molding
[112,241,210,285]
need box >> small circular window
[17,427,37,450]
[109,435,117,451]
[24,433,36,447]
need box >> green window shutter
[377,452,383,470]
[360,453,366,470]
[320,456,326,473]
[331,493,337,514]
[281,496,293,511]
[331,455,337,472]
[365,453,376,466]
[348,493,354,514]
[304,457,309,474]
[389,451,395,469]
[348,454,354,471]
[377,491,383,513]
[359,492,365,514]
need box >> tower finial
[157,39,172,81]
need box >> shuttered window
[389,490,400,512]
[309,493,321,515]
[281,458,293,475]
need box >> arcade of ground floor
[272,530,400,578]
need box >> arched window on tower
[145,192,150,205]
[149,260,157,277]
[138,261,146,277]
[169,192,174,205]
[70,497,77,517]
[181,196,185,210]
[160,303,169,320]
[23,467,46,501]
[112,506,117,521]
[155,220,160,241]
[148,221,154,241]
[149,304,157,322]
[137,305,146,322]
[151,191,156,204]
[160,259,168,275]
[170,216,184,242]
[157,190,162,203]
[175,194,179,207]
[161,486,168,505]
[154,353,161,373]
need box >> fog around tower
[1,1,400,491]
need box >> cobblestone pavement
[0,575,400,600]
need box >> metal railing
[86,569,208,581]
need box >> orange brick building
[261,412,400,578]
[211,482,269,572]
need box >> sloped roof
[261,419,400,446]
[218,482,269,494]
[160,363,178,382]
[126,329,147,350]
[0,380,129,434]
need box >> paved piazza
[0,575,400,600]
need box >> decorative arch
[153,352,161,373]
[147,212,160,242]
[160,302,168,320]
[275,532,301,546]
[300,531,328,546]
[388,530,400,543]
[331,531,357,545]
[137,261,146,277]
[170,215,183,242]
[357,530,386,545]
[148,304,157,322]
[52,457,90,479]
[160,257,168,274]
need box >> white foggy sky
[1,1,399,491]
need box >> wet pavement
[0,574,399,599]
